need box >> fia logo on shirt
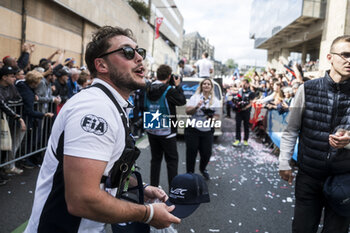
[80,114,108,135]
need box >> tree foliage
[225,59,238,69]
[128,0,150,20]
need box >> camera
[200,107,215,118]
[232,93,249,110]
[169,74,181,86]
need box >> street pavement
[0,117,339,233]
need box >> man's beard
[108,62,145,91]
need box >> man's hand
[30,44,35,53]
[22,43,31,53]
[44,112,54,118]
[174,76,181,86]
[53,96,61,105]
[144,186,168,203]
[279,170,294,185]
[329,134,350,149]
[149,203,181,229]
[19,118,26,131]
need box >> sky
[174,0,267,67]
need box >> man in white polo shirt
[25,26,180,233]
[194,52,213,78]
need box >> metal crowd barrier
[0,102,56,168]
[249,103,298,160]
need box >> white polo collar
[92,78,130,110]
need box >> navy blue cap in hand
[166,173,210,219]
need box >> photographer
[232,79,255,147]
[144,64,186,189]
[185,78,221,180]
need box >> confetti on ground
[209,229,220,232]
[216,145,226,151]
[175,131,296,233]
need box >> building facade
[181,32,215,61]
[0,0,183,74]
[180,31,228,76]
[147,0,184,72]
[250,0,350,76]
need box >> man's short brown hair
[156,64,172,81]
[85,26,136,77]
[330,35,350,52]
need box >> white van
[176,77,223,136]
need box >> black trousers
[226,102,231,117]
[235,109,250,141]
[147,133,178,188]
[185,127,214,173]
[292,170,350,233]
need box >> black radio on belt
[105,133,140,198]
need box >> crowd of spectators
[0,43,92,185]
[224,62,310,145]
[0,43,316,186]
[303,60,319,72]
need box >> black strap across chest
[92,83,130,138]
[92,83,140,197]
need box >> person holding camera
[144,64,186,189]
[185,78,221,180]
[232,79,255,147]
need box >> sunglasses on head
[98,46,146,60]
